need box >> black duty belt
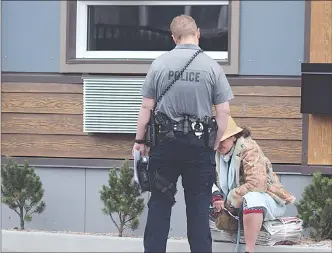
[160,123,187,132]
[159,121,205,133]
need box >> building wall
[1,0,310,236]
[1,0,305,75]
[1,165,312,236]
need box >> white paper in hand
[133,149,141,184]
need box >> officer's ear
[171,34,179,44]
[197,28,201,40]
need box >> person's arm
[135,98,155,140]
[212,67,234,150]
[227,140,268,208]
[135,62,157,141]
[214,102,230,150]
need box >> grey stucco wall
[1,167,312,236]
[1,1,305,75]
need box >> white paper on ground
[133,149,141,184]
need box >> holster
[146,111,178,146]
[136,154,177,205]
[145,110,158,148]
[204,116,218,149]
[153,171,177,206]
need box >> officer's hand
[213,200,224,212]
[132,143,146,156]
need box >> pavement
[2,230,331,252]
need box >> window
[60,1,240,74]
[76,1,229,60]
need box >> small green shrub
[1,157,46,230]
[295,172,332,241]
[100,159,145,237]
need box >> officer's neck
[177,37,199,46]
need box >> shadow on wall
[1,167,313,237]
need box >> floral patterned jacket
[212,136,296,208]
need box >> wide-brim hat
[220,116,243,142]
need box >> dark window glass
[87,5,228,52]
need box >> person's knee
[242,197,265,216]
[185,192,211,211]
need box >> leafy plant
[100,159,145,237]
[295,172,332,241]
[1,158,46,230]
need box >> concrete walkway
[2,230,331,252]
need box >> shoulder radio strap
[153,49,203,111]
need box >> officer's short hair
[170,15,198,38]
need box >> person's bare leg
[243,212,263,252]
[242,199,264,253]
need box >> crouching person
[211,116,296,253]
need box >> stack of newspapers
[210,217,303,246]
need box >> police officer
[133,15,234,253]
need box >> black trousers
[144,132,216,253]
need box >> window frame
[76,1,229,61]
[60,0,240,74]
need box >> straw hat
[220,116,243,142]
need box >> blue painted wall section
[239,1,305,76]
[1,1,305,75]
[1,1,60,72]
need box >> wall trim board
[228,76,301,87]
[302,63,332,73]
[1,72,83,84]
[1,156,331,175]
[306,1,332,166]
[301,114,309,166]
[300,0,311,166]
[1,72,301,86]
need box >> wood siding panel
[227,96,301,119]
[232,86,300,97]
[1,134,134,159]
[257,140,301,164]
[2,83,300,96]
[234,118,302,141]
[1,113,301,141]
[1,93,82,114]
[308,116,332,165]
[1,82,302,165]
[1,133,301,163]
[308,1,332,165]
[1,113,85,135]
[309,1,332,63]
[1,82,82,94]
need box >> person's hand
[225,200,236,213]
[213,200,224,212]
[132,143,146,156]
